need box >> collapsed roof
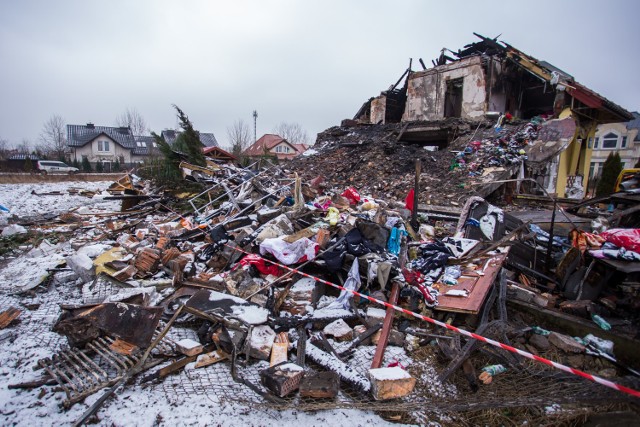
[356,33,632,128]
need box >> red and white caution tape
[225,243,640,398]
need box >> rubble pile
[288,117,539,206]
[1,161,639,425]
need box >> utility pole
[252,110,258,143]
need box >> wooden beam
[371,281,400,369]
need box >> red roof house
[243,134,304,161]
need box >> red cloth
[238,254,283,276]
[600,228,640,253]
[405,189,415,213]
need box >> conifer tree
[596,151,623,196]
[173,105,206,167]
[81,156,92,172]
[23,156,32,173]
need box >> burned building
[356,33,633,198]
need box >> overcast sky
[1,0,639,149]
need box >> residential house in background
[243,134,307,161]
[67,124,139,171]
[203,146,237,164]
[160,129,219,149]
[133,135,162,162]
[589,112,640,179]
[66,123,219,170]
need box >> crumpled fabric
[589,247,640,261]
[202,224,232,258]
[325,207,340,226]
[237,253,284,276]
[260,237,318,265]
[408,240,452,274]
[346,227,382,255]
[328,259,361,309]
[367,260,393,290]
[402,268,438,307]
[405,189,415,213]
[528,224,566,247]
[357,221,390,248]
[387,227,408,256]
[321,228,384,272]
[569,228,606,254]
[599,228,640,253]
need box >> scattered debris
[1,34,640,425]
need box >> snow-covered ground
[0,181,121,219]
[0,181,422,427]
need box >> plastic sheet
[341,187,361,205]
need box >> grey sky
[1,0,639,149]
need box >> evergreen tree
[23,156,33,173]
[73,158,80,169]
[148,131,182,185]
[96,161,103,172]
[114,158,121,172]
[596,151,623,196]
[173,105,206,166]
[81,157,92,172]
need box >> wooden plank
[436,253,507,314]
[0,307,21,329]
[371,281,400,369]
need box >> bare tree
[227,119,253,156]
[116,107,148,136]
[0,137,9,159]
[273,122,310,146]
[16,139,31,154]
[39,114,67,160]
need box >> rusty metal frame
[38,336,141,408]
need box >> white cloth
[259,237,318,265]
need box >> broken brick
[368,367,416,400]
[299,371,340,399]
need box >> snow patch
[369,366,411,381]
[231,304,269,325]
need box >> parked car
[36,160,79,175]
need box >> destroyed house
[356,33,633,198]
